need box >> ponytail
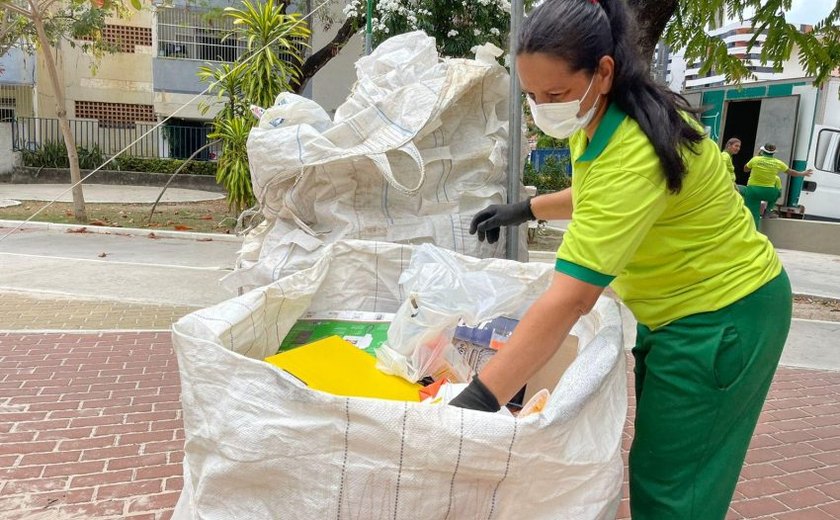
[519,0,704,193]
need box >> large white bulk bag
[172,240,626,520]
[223,31,528,293]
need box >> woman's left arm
[453,272,604,409]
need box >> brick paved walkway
[616,367,840,519]
[1,331,839,519]
[0,293,198,331]
[0,333,182,520]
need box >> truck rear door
[800,125,840,221]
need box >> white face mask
[528,76,599,140]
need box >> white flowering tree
[343,0,511,58]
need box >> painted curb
[0,219,243,243]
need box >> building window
[0,98,17,123]
[156,6,306,64]
[0,98,15,121]
[79,24,152,53]
[157,8,244,62]
[75,101,155,129]
[750,66,783,73]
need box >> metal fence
[529,148,572,174]
[11,117,220,161]
[156,6,306,65]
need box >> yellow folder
[265,336,422,401]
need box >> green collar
[577,102,627,163]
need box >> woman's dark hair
[519,0,704,193]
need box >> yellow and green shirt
[721,150,736,183]
[746,155,787,189]
[557,103,782,329]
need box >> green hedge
[22,142,105,170]
[110,156,217,176]
[523,156,572,194]
[22,142,217,176]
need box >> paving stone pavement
[616,366,840,520]
[1,332,839,519]
[0,293,199,331]
[0,332,182,520]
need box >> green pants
[629,271,792,520]
[740,185,781,230]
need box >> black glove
[469,198,535,244]
[449,375,501,413]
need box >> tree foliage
[1,0,131,67]
[657,0,840,86]
[342,0,512,58]
[199,0,310,212]
[224,0,310,108]
[299,1,840,92]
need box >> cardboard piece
[278,311,394,356]
[265,336,422,402]
[523,335,579,403]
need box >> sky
[781,0,834,25]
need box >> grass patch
[0,199,238,234]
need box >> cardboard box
[278,311,394,356]
[523,335,579,403]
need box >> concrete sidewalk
[0,227,240,308]
[0,183,223,204]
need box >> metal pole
[506,0,524,261]
[364,0,373,55]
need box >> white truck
[684,76,840,221]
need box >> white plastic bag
[254,92,333,132]
[172,240,626,520]
[223,31,528,293]
[376,243,554,383]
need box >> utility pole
[506,0,524,261]
[365,0,373,54]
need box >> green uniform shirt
[721,150,736,183]
[556,103,782,329]
[746,155,788,188]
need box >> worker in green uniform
[722,137,741,188]
[742,143,812,229]
[451,1,792,519]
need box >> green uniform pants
[629,271,792,520]
[741,185,781,230]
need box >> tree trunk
[627,0,679,62]
[293,16,359,94]
[30,6,87,222]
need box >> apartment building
[0,0,360,159]
[673,20,812,91]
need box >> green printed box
[278,311,395,357]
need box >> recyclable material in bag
[172,240,626,520]
[376,244,550,384]
[264,336,422,401]
[453,316,519,374]
[278,310,393,356]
